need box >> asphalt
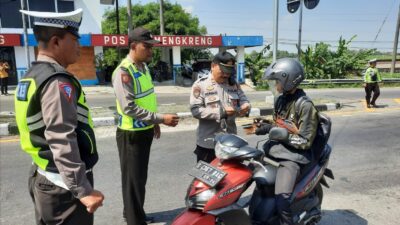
[1,84,342,136]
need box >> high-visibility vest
[14,62,98,173]
[364,67,382,83]
[112,58,158,131]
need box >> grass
[381,72,400,78]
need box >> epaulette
[198,76,208,82]
[120,67,129,73]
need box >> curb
[0,103,341,137]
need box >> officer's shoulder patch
[16,80,31,101]
[59,82,74,103]
[192,83,201,98]
[121,73,131,84]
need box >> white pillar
[172,46,181,84]
[15,46,35,81]
[236,46,245,83]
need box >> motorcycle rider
[247,58,319,225]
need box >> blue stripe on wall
[222,36,263,47]
[25,34,90,46]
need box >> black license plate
[189,161,227,188]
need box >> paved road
[1,87,399,112]
[1,102,400,225]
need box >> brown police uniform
[112,55,164,225]
[190,74,250,162]
[21,55,97,225]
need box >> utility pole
[391,3,400,74]
[159,0,165,35]
[297,0,303,59]
[115,0,120,34]
[20,0,31,69]
[127,0,132,36]
[272,0,279,63]
[160,0,168,63]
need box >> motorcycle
[171,128,334,225]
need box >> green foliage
[245,45,271,85]
[381,72,400,78]
[300,36,375,79]
[101,1,208,65]
[267,50,297,59]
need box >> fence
[301,78,400,85]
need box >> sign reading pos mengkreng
[90,34,222,47]
[153,35,222,47]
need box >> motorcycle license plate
[189,161,227,188]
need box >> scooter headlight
[215,141,239,160]
[186,189,217,210]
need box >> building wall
[1,0,102,84]
[75,0,102,34]
[67,47,96,80]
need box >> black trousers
[28,164,94,225]
[0,77,8,94]
[194,145,216,163]
[116,128,154,225]
[365,83,380,105]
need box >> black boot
[276,193,294,225]
[365,95,371,108]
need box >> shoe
[367,104,371,108]
[145,216,155,223]
[371,104,378,108]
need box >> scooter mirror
[269,127,289,142]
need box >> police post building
[0,0,262,85]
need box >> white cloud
[183,5,194,14]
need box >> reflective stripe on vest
[15,76,96,172]
[113,58,158,131]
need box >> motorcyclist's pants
[275,161,300,225]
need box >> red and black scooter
[171,129,334,225]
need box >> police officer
[190,51,251,163]
[15,9,104,225]
[363,58,382,108]
[112,27,179,225]
[247,58,319,225]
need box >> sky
[104,0,400,53]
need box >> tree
[266,50,297,59]
[101,1,208,66]
[245,45,271,85]
[300,36,375,79]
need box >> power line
[372,0,398,47]
[276,41,396,50]
[265,38,394,44]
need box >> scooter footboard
[171,209,215,225]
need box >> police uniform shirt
[112,56,164,124]
[37,55,93,198]
[190,74,250,149]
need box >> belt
[36,168,93,190]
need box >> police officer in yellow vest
[112,27,179,225]
[15,9,104,225]
[363,58,382,108]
